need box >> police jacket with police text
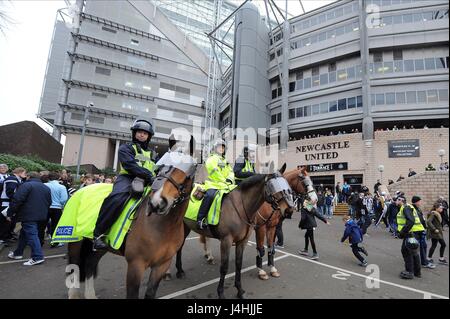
[118,143,154,183]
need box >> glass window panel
[336,26,345,36]
[271,114,277,124]
[404,60,415,71]
[391,0,401,4]
[272,89,277,99]
[424,58,436,70]
[310,17,318,26]
[345,24,353,33]
[353,2,359,11]
[296,71,304,79]
[403,14,413,23]
[304,37,311,46]
[357,95,363,107]
[318,14,326,24]
[278,87,282,96]
[329,71,336,83]
[348,97,356,108]
[386,93,395,104]
[347,66,356,79]
[417,91,427,103]
[394,60,403,72]
[414,59,424,71]
[372,0,381,5]
[311,34,318,44]
[383,16,393,26]
[304,77,312,89]
[413,13,422,22]
[382,0,391,5]
[337,69,348,80]
[277,113,282,122]
[289,109,296,119]
[393,15,403,24]
[312,75,320,87]
[374,62,384,74]
[320,102,329,113]
[374,52,383,62]
[304,105,312,117]
[338,99,347,110]
[312,66,320,76]
[369,63,374,74]
[376,94,385,105]
[328,62,337,72]
[353,21,359,31]
[406,91,417,104]
[318,32,327,42]
[384,61,393,73]
[356,65,362,77]
[303,20,310,29]
[296,80,303,90]
[335,7,344,17]
[327,29,336,39]
[289,82,296,92]
[422,12,433,21]
[427,89,438,103]
[393,50,403,60]
[344,4,353,14]
[371,94,376,106]
[396,92,406,104]
[320,73,328,85]
[327,11,335,20]
[329,100,338,112]
[439,89,449,101]
[312,104,320,115]
[296,107,303,117]
[436,57,446,69]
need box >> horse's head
[264,163,295,217]
[149,151,197,216]
[286,166,317,205]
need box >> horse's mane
[237,174,266,191]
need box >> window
[304,105,311,117]
[393,50,403,61]
[304,78,311,89]
[402,14,413,23]
[417,91,427,103]
[329,100,338,112]
[384,61,393,74]
[320,73,328,85]
[102,26,117,33]
[311,35,318,44]
[386,92,395,104]
[318,32,327,42]
[406,91,417,104]
[447,56,450,68]
[327,11,335,20]
[356,65,362,77]
[393,15,403,24]
[320,102,329,113]
[296,107,303,117]
[318,14,326,24]
[296,80,303,90]
[335,26,345,36]
[328,62,337,72]
[394,60,403,72]
[277,113,282,122]
[374,62,384,74]
[289,82,296,92]
[272,89,277,99]
[277,87,282,97]
[270,53,275,61]
[424,58,436,70]
[376,94,385,105]
[327,29,336,39]
[414,59,424,71]
[396,92,406,104]
[413,13,422,22]
[357,95,363,107]
[374,52,383,62]
[338,98,347,111]
[329,71,336,83]
[422,12,433,21]
[335,7,344,18]
[371,94,375,106]
[347,66,356,79]
[383,16,393,26]
[427,90,438,103]
[271,114,277,124]
[296,71,304,80]
[312,66,320,76]
[95,66,111,76]
[312,104,320,115]
[436,57,446,69]
[348,97,356,108]
[404,60,415,72]
[439,89,449,101]
[289,109,296,119]
[312,75,320,87]
[92,92,108,98]
[337,69,347,80]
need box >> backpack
[325,195,333,206]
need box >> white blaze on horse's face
[150,187,167,213]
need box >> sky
[0,0,335,135]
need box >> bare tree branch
[0,0,16,37]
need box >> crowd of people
[0,163,116,265]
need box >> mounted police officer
[396,194,425,279]
[197,139,235,229]
[93,119,156,250]
[233,145,256,186]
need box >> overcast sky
[0,0,335,133]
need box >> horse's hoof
[176,271,186,279]
[258,273,269,280]
[163,273,172,281]
[270,271,281,278]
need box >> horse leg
[201,235,215,264]
[255,227,268,280]
[83,243,105,299]
[163,260,173,281]
[234,240,247,299]
[175,223,190,279]
[126,259,146,299]
[267,225,280,278]
[67,242,83,299]
[144,259,172,299]
[217,237,232,299]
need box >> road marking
[159,254,290,299]
[332,271,351,280]
[247,241,449,300]
[186,236,200,241]
[0,254,66,265]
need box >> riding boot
[197,189,218,229]
[93,235,108,251]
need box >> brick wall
[387,171,449,211]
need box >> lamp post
[378,164,384,184]
[438,149,445,166]
[76,102,92,180]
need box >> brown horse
[196,167,317,280]
[66,151,197,299]
[172,164,295,299]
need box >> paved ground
[0,213,448,299]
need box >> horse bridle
[151,165,195,212]
[297,173,316,199]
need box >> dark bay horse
[66,151,197,299]
[169,164,295,299]
[195,167,317,280]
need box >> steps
[333,203,349,216]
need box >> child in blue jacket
[341,216,368,266]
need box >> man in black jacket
[5,172,51,266]
[233,146,256,186]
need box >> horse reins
[152,165,194,209]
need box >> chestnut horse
[196,167,317,280]
[168,164,295,299]
[66,151,197,299]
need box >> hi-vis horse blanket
[184,183,237,226]
[52,183,150,250]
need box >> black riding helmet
[131,119,154,150]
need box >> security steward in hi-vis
[233,146,256,186]
[197,139,235,229]
[396,194,425,279]
[93,119,156,250]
